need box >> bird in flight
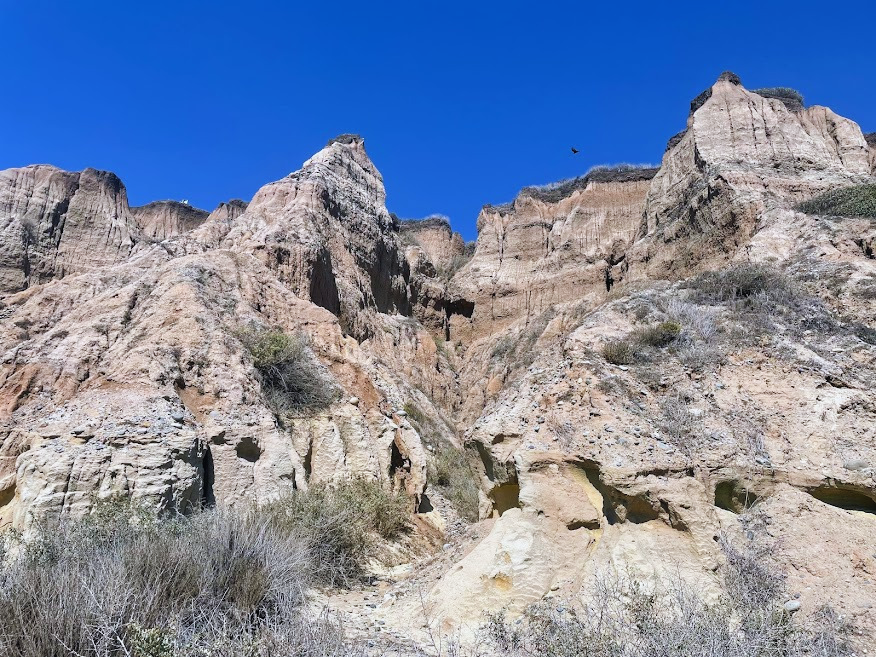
[570,147,579,154]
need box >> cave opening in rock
[201,446,215,508]
[490,483,520,516]
[417,492,434,513]
[809,486,876,514]
[235,437,262,463]
[389,438,413,494]
[303,440,314,481]
[714,480,758,514]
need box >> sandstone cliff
[132,200,210,240]
[450,166,657,344]
[0,166,137,294]
[634,73,871,278]
[0,73,875,647]
[0,138,456,532]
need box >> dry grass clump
[428,443,480,522]
[236,325,339,414]
[796,184,876,218]
[601,321,682,365]
[601,339,636,365]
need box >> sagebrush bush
[601,339,635,365]
[236,326,338,414]
[796,184,876,218]
[601,321,681,365]
[428,443,480,522]
[264,478,411,587]
[631,320,681,347]
[0,499,322,657]
[0,480,414,657]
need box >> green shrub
[428,443,480,522]
[236,326,338,414]
[796,184,876,218]
[752,86,804,111]
[601,339,635,365]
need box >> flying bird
[570,147,579,154]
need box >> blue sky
[2,1,874,241]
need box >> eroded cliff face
[132,200,210,240]
[0,138,455,531]
[632,75,871,278]
[417,74,876,639]
[0,73,875,644]
[400,216,467,272]
[450,170,656,344]
[0,166,137,294]
[217,135,412,339]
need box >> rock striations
[0,73,875,644]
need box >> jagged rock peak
[207,199,248,222]
[690,71,742,114]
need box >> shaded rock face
[132,201,210,240]
[399,216,466,273]
[867,132,876,174]
[208,199,248,223]
[0,166,137,294]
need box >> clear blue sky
[2,1,874,241]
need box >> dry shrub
[0,500,323,657]
[236,326,339,414]
[631,320,681,347]
[686,264,836,337]
[428,443,480,522]
[265,478,411,587]
[0,481,411,657]
[601,339,635,365]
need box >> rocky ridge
[1,73,875,646]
